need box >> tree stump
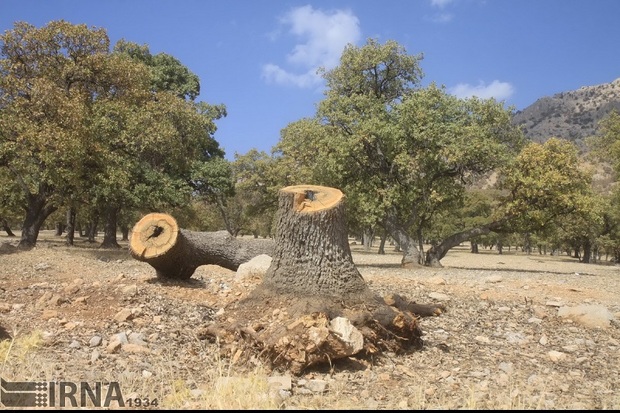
[260,184,368,298]
[129,213,274,279]
[200,185,436,374]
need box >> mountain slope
[512,78,620,150]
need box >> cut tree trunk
[199,185,438,374]
[129,213,274,279]
[259,185,368,298]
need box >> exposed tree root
[197,289,444,374]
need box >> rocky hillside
[513,77,620,150]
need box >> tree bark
[18,193,57,250]
[0,217,15,237]
[425,220,504,267]
[384,213,421,267]
[100,206,121,249]
[65,207,76,246]
[260,185,368,298]
[87,218,98,243]
[129,213,274,279]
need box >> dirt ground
[1,230,619,409]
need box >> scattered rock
[113,308,133,323]
[89,335,102,347]
[121,343,150,354]
[304,379,328,393]
[548,350,567,362]
[557,304,616,329]
[235,254,272,280]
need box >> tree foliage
[0,20,228,248]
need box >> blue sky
[2,0,619,159]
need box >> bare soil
[1,231,619,409]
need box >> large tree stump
[260,185,368,298]
[129,213,274,279]
[201,185,436,374]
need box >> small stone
[546,301,563,307]
[64,322,78,330]
[128,332,147,346]
[539,335,549,346]
[0,303,11,313]
[91,349,101,362]
[548,350,567,362]
[114,332,129,344]
[304,379,328,393]
[106,341,121,354]
[34,262,51,271]
[89,336,102,347]
[113,308,133,322]
[498,306,511,312]
[142,370,153,378]
[475,335,490,344]
[69,340,81,348]
[121,284,138,295]
[153,315,162,323]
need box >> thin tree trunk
[471,242,479,253]
[100,206,121,248]
[378,231,387,255]
[120,225,129,241]
[362,228,373,252]
[87,217,98,243]
[384,213,421,267]
[65,207,76,246]
[1,217,15,237]
[425,220,504,267]
[18,193,57,250]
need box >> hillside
[513,77,620,150]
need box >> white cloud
[262,5,361,88]
[449,80,515,101]
[430,0,455,8]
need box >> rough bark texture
[129,213,274,280]
[260,185,368,299]
[101,206,121,249]
[65,207,76,246]
[18,193,57,250]
[1,217,15,237]
[425,220,504,267]
[384,213,421,267]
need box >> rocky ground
[1,231,619,410]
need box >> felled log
[129,213,274,279]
